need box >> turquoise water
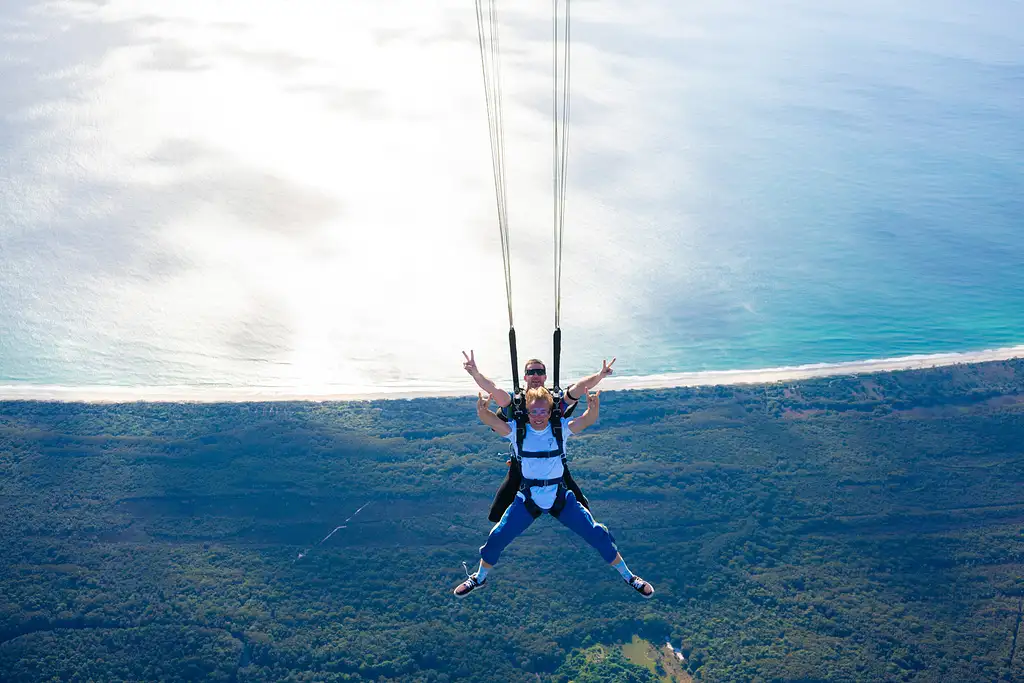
[574,0,1024,377]
[0,0,1022,394]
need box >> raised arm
[567,391,601,433]
[477,393,513,436]
[463,350,512,407]
[566,358,616,401]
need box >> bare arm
[566,358,616,401]
[477,393,513,436]
[463,350,512,407]
[567,391,601,433]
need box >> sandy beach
[2,345,1022,403]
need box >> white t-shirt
[505,418,574,510]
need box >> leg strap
[548,484,569,518]
[522,495,544,519]
[519,478,566,519]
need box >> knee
[480,543,499,566]
[586,521,611,545]
[588,523,618,563]
[599,545,618,563]
[480,533,509,565]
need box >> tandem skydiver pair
[454,354,654,600]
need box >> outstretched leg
[456,497,536,597]
[553,491,618,562]
[480,496,536,566]
[555,492,654,598]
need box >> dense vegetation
[1,359,1023,681]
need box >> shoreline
[1,344,1022,404]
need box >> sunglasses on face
[528,408,550,416]
[525,368,546,376]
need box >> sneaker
[454,573,487,598]
[627,575,654,599]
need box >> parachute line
[475,0,514,328]
[475,1,572,388]
[553,0,571,330]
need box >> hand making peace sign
[462,350,479,376]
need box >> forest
[1,359,1023,681]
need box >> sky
[1,0,1022,396]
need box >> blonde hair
[524,387,554,410]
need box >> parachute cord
[553,0,571,330]
[509,327,520,393]
[475,0,514,328]
[553,327,562,390]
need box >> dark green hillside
[1,359,1023,681]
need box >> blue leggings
[480,490,619,566]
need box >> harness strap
[519,449,562,459]
[549,484,569,518]
[521,477,563,488]
[522,496,544,519]
[520,481,568,519]
[550,389,565,460]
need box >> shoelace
[460,562,482,589]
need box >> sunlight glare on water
[1,0,1023,397]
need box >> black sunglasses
[524,368,546,376]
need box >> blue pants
[480,490,619,566]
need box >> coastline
[2,344,1022,403]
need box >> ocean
[1,0,1022,399]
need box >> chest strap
[521,477,563,488]
[519,449,561,459]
